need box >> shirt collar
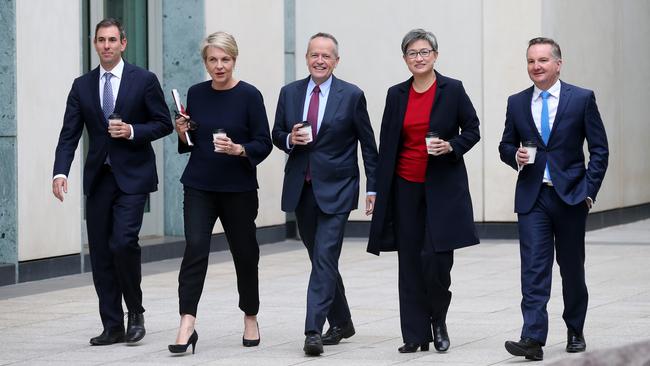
[100,58,125,80]
[307,75,333,98]
[533,79,561,100]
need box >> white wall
[16,0,82,260]
[543,0,650,211]
[483,0,542,222]
[204,0,286,229]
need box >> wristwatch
[239,145,246,156]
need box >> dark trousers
[295,183,351,335]
[393,176,454,343]
[177,186,260,317]
[86,166,147,331]
[517,185,589,345]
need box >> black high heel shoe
[168,330,198,354]
[398,342,430,353]
[242,321,260,347]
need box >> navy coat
[367,72,480,254]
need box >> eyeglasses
[405,49,435,59]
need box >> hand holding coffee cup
[213,128,227,152]
[108,113,127,139]
[290,122,311,145]
[425,131,440,155]
[299,122,313,143]
[522,141,537,164]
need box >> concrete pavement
[0,219,649,365]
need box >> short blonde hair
[201,31,238,60]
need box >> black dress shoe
[505,337,543,361]
[322,321,355,345]
[89,328,125,345]
[125,313,146,343]
[566,329,586,353]
[303,333,323,356]
[398,342,430,353]
[432,322,450,352]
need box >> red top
[396,81,437,183]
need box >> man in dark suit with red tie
[272,33,378,356]
[52,18,172,346]
[499,37,609,361]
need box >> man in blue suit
[499,37,609,361]
[272,33,378,356]
[52,18,172,346]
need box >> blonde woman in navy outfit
[168,31,272,354]
[367,29,480,353]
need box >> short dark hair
[528,37,561,59]
[308,32,339,57]
[95,18,126,41]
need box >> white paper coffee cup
[108,113,121,127]
[299,122,313,143]
[425,132,440,155]
[523,141,537,164]
[213,129,227,152]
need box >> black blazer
[53,62,173,195]
[272,75,378,214]
[367,71,480,254]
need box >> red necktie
[305,85,320,182]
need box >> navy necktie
[102,72,114,121]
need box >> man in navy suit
[499,37,608,361]
[52,18,172,346]
[272,33,378,356]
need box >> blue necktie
[102,72,114,121]
[540,91,550,144]
[540,90,551,180]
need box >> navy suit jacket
[53,62,173,195]
[272,75,378,214]
[367,72,480,254]
[499,81,609,214]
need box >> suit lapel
[89,67,106,125]
[428,71,446,130]
[394,79,410,136]
[293,77,309,123]
[317,75,342,139]
[114,62,133,116]
[549,81,572,142]
[521,86,544,146]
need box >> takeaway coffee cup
[425,131,440,155]
[523,140,537,164]
[299,121,313,143]
[108,113,121,127]
[213,128,227,152]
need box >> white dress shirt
[531,79,561,183]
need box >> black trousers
[393,176,454,343]
[177,186,260,316]
[86,165,147,331]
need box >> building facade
[1,0,649,285]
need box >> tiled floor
[0,220,649,365]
